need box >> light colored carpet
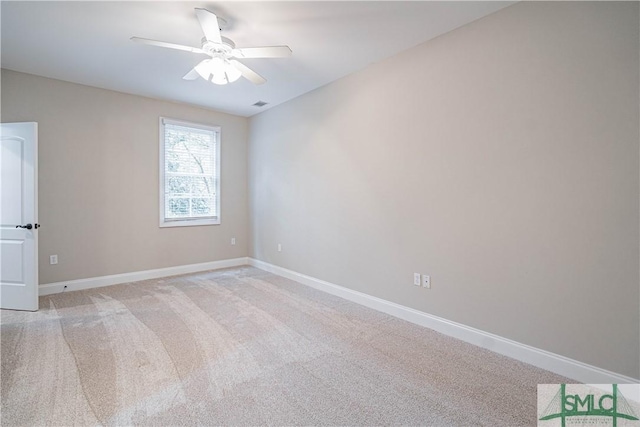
[1,266,567,426]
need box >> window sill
[160,218,220,228]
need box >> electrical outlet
[277,243,282,252]
[231,237,236,245]
[50,255,58,265]
[422,275,431,289]
[413,273,421,286]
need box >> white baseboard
[248,258,639,385]
[39,257,249,296]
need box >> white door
[0,122,38,311]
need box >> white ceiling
[1,1,513,117]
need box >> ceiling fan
[131,8,291,86]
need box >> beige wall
[1,70,249,284]
[249,2,640,379]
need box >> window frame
[159,117,221,228]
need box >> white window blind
[160,118,220,227]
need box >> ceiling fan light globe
[225,63,242,82]
[210,72,229,85]
[205,58,241,85]
[210,57,225,68]
[193,54,247,85]
[195,59,213,81]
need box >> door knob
[16,224,33,230]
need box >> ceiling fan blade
[230,60,266,85]
[195,8,222,44]
[131,37,206,54]
[182,66,201,81]
[232,46,292,59]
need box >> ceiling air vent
[252,101,268,107]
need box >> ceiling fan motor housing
[202,36,236,56]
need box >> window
[159,118,220,227]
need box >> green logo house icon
[539,384,639,427]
